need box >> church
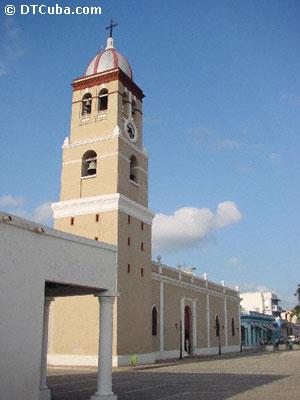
[49,25,241,367]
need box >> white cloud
[0,195,24,208]
[228,256,242,267]
[152,201,242,253]
[239,283,272,293]
[281,93,300,107]
[268,152,281,163]
[0,18,25,77]
[0,195,52,225]
[227,256,246,271]
[217,139,243,150]
[32,202,53,223]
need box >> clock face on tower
[125,120,137,142]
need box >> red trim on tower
[72,69,145,100]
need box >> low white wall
[0,214,116,400]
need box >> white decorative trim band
[152,273,239,301]
[48,345,241,367]
[48,353,98,367]
[113,352,156,367]
[52,193,154,225]
[63,126,148,159]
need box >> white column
[159,280,164,356]
[238,301,242,349]
[224,298,228,348]
[180,298,185,355]
[91,296,117,400]
[39,297,54,400]
[192,300,197,354]
[206,294,210,349]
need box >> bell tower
[51,25,154,365]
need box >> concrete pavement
[48,350,300,400]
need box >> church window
[128,215,131,224]
[128,237,131,246]
[82,93,92,115]
[95,214,100,222]
[129,155,137,182]
[141,242,144,251]
[127,264,131,273]
[82,150,97,177]
[98,89,108,111]
[141,267,144,277]
[152,306,158,336]
[215,315,220,337]
[70,217,74,225]
[232,318,235,336]
[141,222,144,230]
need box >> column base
[91,394,117,400]
[39,388,51,400]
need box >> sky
[1,0,300,308]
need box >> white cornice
[62,126,149,159]
[52,194,154,224]
[62,132,119,149]
[152,273,240,302]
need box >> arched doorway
[184,305,192,354]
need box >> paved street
[48,350,300,400]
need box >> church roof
[85,37,132,79]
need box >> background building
[241,291,281,317]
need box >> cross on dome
[105,19,118,38]
[105,19,117,50]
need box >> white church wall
[0,213,116,400]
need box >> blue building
[241,311,276,348]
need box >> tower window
[98,89,108,111]
[127,264,131,273]
[141,222,144,230]
[122,91,129,118]
[82,150,97,177]
[82,93,92,115]
[70,217,74,226]
[141,242,144,251]
[232,318,235,336]
[127,237,131,246]
[128,215,131,224]
[152,306,158,336]
[129,155,137,182]
[96,214,100,222]
[141,267,144,277]
[132,99,136,116]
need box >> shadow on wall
[48,370,287,400]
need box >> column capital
[95,295,117,304]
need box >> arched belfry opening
[98,88,108,111]
[82,93,92,115]
[81,150,97,177]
